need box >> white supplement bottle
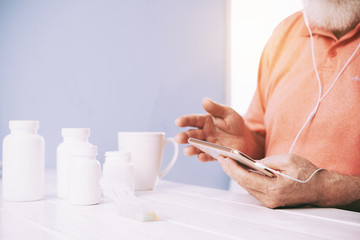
[68,145,101,205]
[57,128,91,198]
[102,151,134,198]
[2,120,45,201]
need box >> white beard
[303,0,360,36]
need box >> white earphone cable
[273,167,323,183]
[278,9,360,183]
[255,162,324,183]
[320,42,360,102]
[288,10,321,155]
[289,10,360,155]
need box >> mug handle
[159,137,179,178]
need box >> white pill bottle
[68,145,101,205]
[56,128,91,199]
[102,151,134,199]
[2,120,45,201]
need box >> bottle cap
[9,120,39,130]
[61,128,90,137]
[105,151,131,163]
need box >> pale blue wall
[0,0,229,189]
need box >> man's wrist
[314,170,360,209]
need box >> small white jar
[68,145,101,205]
[56,128,91,198]
[2,120,45,201]
[102,151,134,198]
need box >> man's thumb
[202,97,229,118]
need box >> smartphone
[188,138,274,177]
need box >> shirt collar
[301,19,360,41]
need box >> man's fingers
[218,156,272,192]
[182,146,215,161]
[175,114,206,128]
[198,152,216,162]
[202,97,230,119]
[175,129,205,144]
[183,145,201,156]
[176,98,230,128]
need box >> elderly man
[175,0,360,211]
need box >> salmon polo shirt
[245,11,360,176]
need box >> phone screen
[188,138,273,177]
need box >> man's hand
[218,154,360,210]
[175,98,264,161]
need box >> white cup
[117,132,178,190]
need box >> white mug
[117,132,178,190]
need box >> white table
[0,171,359,240]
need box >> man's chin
[303,0,360,36]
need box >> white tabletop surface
[0,170,359,240]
